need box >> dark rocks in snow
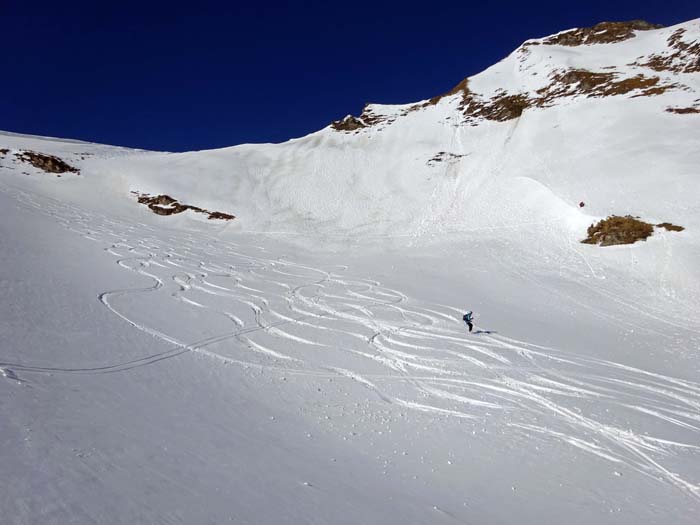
[426,78,471,107]
[427,152,468,166]
[541,21,663,47]
[409,66,678,128]
[538,70,679,101]
[582,215,654,246]
[416,79,532,123]
[581,215,685,246]
[331,105,396,133]
[14,150,80,175]
[633,28,700,74]
[471,93,530,121]
[133,192,235,221]
[656,222,685,232]
[331,115,367,132]
[666,106,700,114]
[207,211,236,220]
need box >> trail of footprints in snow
[4,186,700,501]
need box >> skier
[463,311,474,332]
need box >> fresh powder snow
[1,19,700,524]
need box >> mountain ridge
[332,19,700,131]
[1,18,698,247]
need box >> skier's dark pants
[466,322,473,332]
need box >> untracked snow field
[2,171,700,524]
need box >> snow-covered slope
[1,19,700,524]
[2,20,699,239]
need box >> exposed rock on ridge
[330,20,692,132]
[540,20,663,47]
[633,28,700,73]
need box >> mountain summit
[335,20,699,130]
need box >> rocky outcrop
[633,28,700,73]
[656,222,685,232]
[581,216,654,246]
[14,150,80,175]
[581,216,684,246]
[331,104,398,133]
[540,21,663,47]
[537,70,678,101]
[134,193,235,221]
[666,106,700,114]
[411,68,678,126]
[331,115,367,131]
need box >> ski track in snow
[4,187,700,502]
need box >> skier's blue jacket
[463,311,473,323]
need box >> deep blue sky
[2,0,696,151]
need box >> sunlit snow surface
[2,18,700,524]
[2,182,700,523]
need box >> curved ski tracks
[4,186,700,503]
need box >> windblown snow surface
[2,19,700,525]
